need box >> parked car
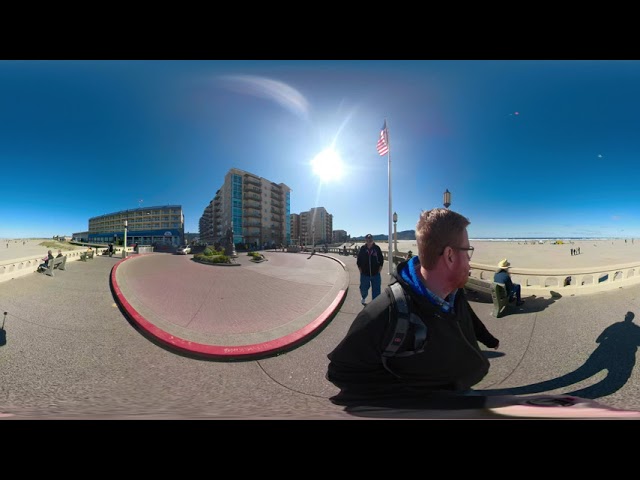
[176,245,191,255]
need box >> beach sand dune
[0,238,85,263]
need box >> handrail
[300,247,640,297]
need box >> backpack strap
[382,282,411,358]
[382,282,429,378]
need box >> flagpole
[387,122,393,276]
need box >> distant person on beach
[356,234,384,305]
[494,259,524,306]
[38,250,54,272]
[327,208,500,405]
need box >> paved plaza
[1,248,640,419]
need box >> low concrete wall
[469,261,640,297]
[328,247,640,297]
[0,248,111,284]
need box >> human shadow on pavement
[0,312,6,346]
[483,351,505,359]
[467,292,556,317]
[479,311,640,399]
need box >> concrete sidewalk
[0,249,639,418]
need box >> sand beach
[4,237,640,271]
[346,239,640,270]
[0,238,86,264]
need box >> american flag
[377,121,389,156]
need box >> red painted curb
[111,254,346,359]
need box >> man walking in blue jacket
[357,234,384,305]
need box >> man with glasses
[327,208,499,406]
[356,234,384,305]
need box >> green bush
[194,253,231,264]
[203,247,214,256]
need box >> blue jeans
[509,283,522,302]
[360,273,381,300]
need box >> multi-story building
[72,231,89,243]
[87,205,184,247]
[199,168,291,248]
[332,229,348,243]
[290,213,300,245]
[298,207,333,245]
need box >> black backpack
[381,282,428,378]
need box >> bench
[464,277,511,318]
[40,256,66,277]
[79,250,95,261]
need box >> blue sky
[2,60,640,239]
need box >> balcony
[244,176,261,187]
[243,192,261,202]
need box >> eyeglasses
[440,246,474,260]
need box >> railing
[277,245,640,297]
[244,177,261,187]
[0,247,108,284]
[468,261,640,296]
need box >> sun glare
[311,148,343,182]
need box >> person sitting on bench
[38,250,54,272]
[494,258,524,306]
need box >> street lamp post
[393,211,398,255]
[122,220,128,258]
[443,189,451,209]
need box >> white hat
[498,258,511,269]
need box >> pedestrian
[356,234,384,305]
[327,208,499,406]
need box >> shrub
[203,247,214,256]
[194,253,231,264]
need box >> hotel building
[87,205,184,246]
[289,207,334,246]
[199,169,291,248]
